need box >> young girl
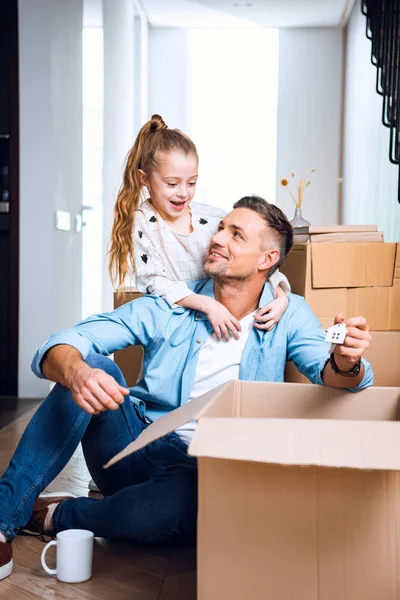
[109,114,291,341]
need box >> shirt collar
[195,278,274,321]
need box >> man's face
[204,207,279,282]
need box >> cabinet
[0,0,19,395]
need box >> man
[0,196,372,580]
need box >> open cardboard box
[108,380,400,600]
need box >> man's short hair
[233,195,294,276]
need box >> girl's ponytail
[109,114,197,290]
[109,115,166,289]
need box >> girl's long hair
[108,114,198,291]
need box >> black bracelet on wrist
[329,353,362,377]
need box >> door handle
[76,205,94,232]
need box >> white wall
[102,0,136,311]
[149,26,343,224]
[148,28,190,131]
[342,1,400,241]
[188,29,279,212]
[276,28,343,225]
[19,0,83,397]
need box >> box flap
[311,243,396,288]
[189,418,400,471]
[232,381,400,421]
[310,231,384,243]
[308,225,378,234]
[104,381,235,468]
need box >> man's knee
[85,354,126,385]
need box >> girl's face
[140,151,198,221]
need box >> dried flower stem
[286,186,298,208]
[298,179,304,208]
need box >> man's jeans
[0,355,197,543]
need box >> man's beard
[204,260,254,283]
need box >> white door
[18,0,84,397]
[50,0,85,335]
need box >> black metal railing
[362,0,400,203]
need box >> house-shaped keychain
[325,322,347,354]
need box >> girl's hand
[202,298,242,342]
[254,294,289,331]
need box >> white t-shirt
[175,311,256,446]
[133,200,290,307]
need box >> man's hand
[42,345,129,414]
[65,361,129,414]
[332,313,372,372]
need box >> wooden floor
[0,407,197,599]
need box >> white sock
[0,532,7,543]
[44,502,59,531]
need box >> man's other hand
[332,313,372,372]
[66,362,130,414]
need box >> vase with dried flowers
[280,170,315,236]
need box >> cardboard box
[280,242,400,330]
[309,231,384,243]
[114,290,144,387]
[308,225,378,233]
[107,380,400,600]
[285,330,400,387]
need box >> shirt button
[196,339,201,344]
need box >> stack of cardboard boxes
[279,238,399,331]
[281,236,400,387]
[113,234,400,600]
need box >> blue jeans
[0,355,197,543]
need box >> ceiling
[139,0,356,29]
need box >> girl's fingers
[255,313,278,324]
[255,306,271,318]
[254,320,277,331]
[231,318,242,332]
[228,322,240,340]
[220,324,230,342]
[213,326,222,342]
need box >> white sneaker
[0,541,12,580]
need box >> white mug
[41,529,94,583]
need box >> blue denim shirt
[32,279,374,421]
